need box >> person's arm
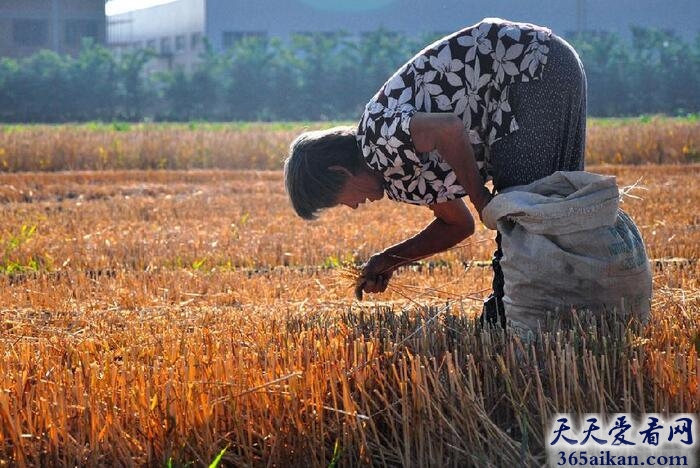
[357,111,490,297]
[410,112,492,214]
[358,198,474,295]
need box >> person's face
[333,168,384,210]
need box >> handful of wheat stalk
[339,257,484,304]
[341,264,366,300]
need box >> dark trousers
[481,35,587,328]
[481,232,506,328]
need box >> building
[108,0,205,72]
[0,0,106,59]
[107,0,700,72]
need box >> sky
[105,0,177,16]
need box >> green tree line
[0,27,698,123]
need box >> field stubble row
[0,158,698,465]
[0,117,698,172]
[0,165,698,274]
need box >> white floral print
[357,18,552,205]
[457,21,493,62]
[492,40,525,84]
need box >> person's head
[284,126,383,220]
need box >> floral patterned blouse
[356,18,552,205]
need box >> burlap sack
[482,171,652,334]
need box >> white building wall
[108,0,205,71]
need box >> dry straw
[0,117,698,171]
[0,123,698,466]
[1,286,696,466]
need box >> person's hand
[354,252,396,300]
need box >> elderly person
[284,18,587,327]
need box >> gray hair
[284,126,364,220]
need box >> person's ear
[328,165,353,177]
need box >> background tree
[222,36,289,120]
[0,28,698,122]
[68,39,118,121]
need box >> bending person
[284,18,587,327]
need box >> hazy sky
[106,0,177,16]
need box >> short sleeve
[357,101,417,172]
[357,101,467,205]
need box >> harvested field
[0,120,698,467]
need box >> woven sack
[482,171,652,334]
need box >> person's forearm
[380,217,472,269]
